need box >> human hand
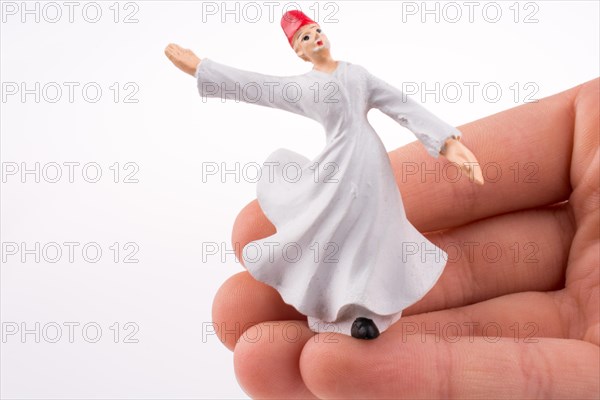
[212,79,599,399]
[164,43,201,77]
[442,138,485,185]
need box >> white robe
[196,59,461,336]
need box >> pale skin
[164,24,485,185]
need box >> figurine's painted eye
[303,35,310,41]
[317,29,322,33]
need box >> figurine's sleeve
[195,58,306,116]
[365,69,462,158]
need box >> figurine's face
[292,24,331,62]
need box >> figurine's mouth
[316,40,323,46]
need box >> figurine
[165,10,484,340]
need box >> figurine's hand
[164,43,201,77]
[212,79,600,399]
[441,138,485,185]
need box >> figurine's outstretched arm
[366,69,484,185]
[164,43,315,119]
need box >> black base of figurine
[351,317,380,339]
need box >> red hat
[281,10,317,47]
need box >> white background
[1,0,598,398]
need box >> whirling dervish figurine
[165,10,484,339]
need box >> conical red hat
[281,10,317,47]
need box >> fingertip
[212,272,249,351]
[231,199,276,266]
[299,332,379,398]
[299,331,422,399]
[212,271,305,351]
[234,321,317,399]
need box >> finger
[559,79,600,346]
[394,291,566,340]
[232,199,276,268]
[212,272,304,351]
[225,203,573,329]
[213,267,565,356]
[234,322,317,399]
[229,292,569,399]
[300,334,599,399]
[404,203,573,315]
